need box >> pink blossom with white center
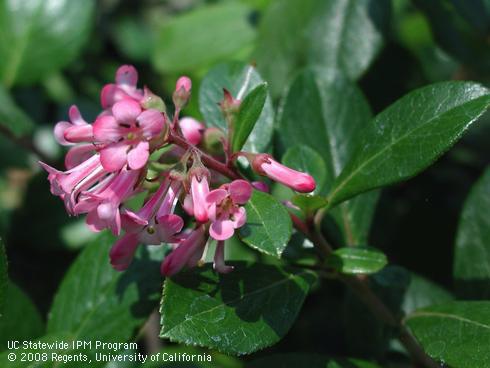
[160,225,207,276]
[54,105,93,145]
[93,99,165,172]
[252,154,316,193]
[74,167,141,235]
[110,179,184,271]
[100,65,144,109]
[40,154,106,214]
[178,117,204,146]
[206,179,252,241]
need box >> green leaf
[282,145,327,195]
[254,0,390,96]
[239,190,292,258]
[327,246,387,275]
[405,301,490,368]
[248,353,381,368]
[328,81,490,207]
[454,167,490,299]
[47,232,164,343]
[231,83,267,152]
[292,195,329,215]
[0,0,95,86]
[0,240,6,317]
[0,86,34,137]
[0,283,44,351]
[152,3,255,73]
[160,262,316,355]
[279,68,379,245]
[199,62,274,153]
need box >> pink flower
[178,117,204,146]
[161,225,207,276]
[78,167,141,235]
[93,99,165,172]
[54,105,93,145]
[206,179,252,241]
[252,154,316,193]
[110,179,184,271]
[40,154,106,213]
[184,171,210,223]
[100,65,144,109]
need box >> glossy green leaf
[327,247,387,275]
[0,283,44,351]
[279,68,379,245]
[0,87,34,137]
[0,0,95,86]
[282,145,327,195]
[328,82,490,207]
[0,240,6,317]
[255,0,390,96]
[454,167,490,299]
[160,262,316,355]
[239,190,292,258]
[232,83,267,152]
[199,62,274,153]
[248,353,381,368]
[406,301,490,368]
[292,195,329,215]
[152,3,255,73]
[48,232,164,343]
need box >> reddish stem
[168,131,240,180]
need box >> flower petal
[65,144,95,170]
[115,65,138,87]
[137,109,165,139]
[93,115,122,142]
[112,99,141,124]
[205,189,228,205]
[54,121,72,145]
[99,142,129,172]
[109,233,139,271]
[68,105,87,125]
[231,206,247,229]
[156,214,184,243]
[209,219,235,241]
[229,179,252,204]
[127,141,149,170]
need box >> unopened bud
[173,76,192,109]
[203,127,225,155]
[142,87,166,112]
[250,154,316,193]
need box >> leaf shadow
[115,246,163,319]
[170,262,313,338]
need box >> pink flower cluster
[42,65,316,276]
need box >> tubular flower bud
[251,154,316,193]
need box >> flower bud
[173,76,192,109]
[203,127,225,155]
[141,87,166,112]
[251,154,316,193]
[219,89,240,122]
[178,117,205,146]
